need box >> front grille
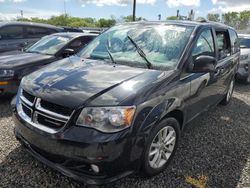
[18,88,73,132]
[22,90,35,104]
[22,104,32,118]
[40,100,73,117]
[36,113,66,129]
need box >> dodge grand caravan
[13,21,240,185]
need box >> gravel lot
[0,84,249,188]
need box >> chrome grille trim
[20,89,35,106]
[35,98,70,120]
[17,88,72,134]
[20,95,34,107]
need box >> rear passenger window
[0,26,24,39]
[192,29,215,59]
[26,27,54,38]
[215,31,231,60]
[229,29,239,54]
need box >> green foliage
[17,14,116,28]
[207,13,220,22]
[167,16,179,20]
[122,15,145,22]
[222,11,250,29]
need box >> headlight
[76,106,136,133]
[0,69,14,78]
[240,54,248,61]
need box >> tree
[222,12,239,28]
[97,18,116,27]
[207,13,220,22]
[239,10,250,30]
[122,15,145,22]
[167,16,179,20]
[17,14,116,28]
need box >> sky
[0,0,250,21]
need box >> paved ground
[0,84,249,188]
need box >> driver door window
[192,29,215,60]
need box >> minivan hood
[0,51,54,69]
[22,56,173,108]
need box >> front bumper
[13,112,143,185]
[0,80,19,95]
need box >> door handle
[214,68,221,76]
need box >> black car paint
[13,21,240,185]
[0,22,64,53]
[0,33,97,94]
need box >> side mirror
[63,48,75,57]
[192,55,216,73]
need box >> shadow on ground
[0,86,249,188]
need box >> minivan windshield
[78,24,194,69]
[239,37,250,48]
[26,35,71,55]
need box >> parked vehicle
[62,26,83,33]
[0,22,65,53]
[236,34,250,83]
[0,32,97,95]
[13,21,239,185]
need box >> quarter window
[192,29,215,59]
[0,26,24,39]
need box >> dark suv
[0,22,64,53]
[13,21,240,185]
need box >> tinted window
[215,31,231,60]
[0,26,24,39]
[239,37,250,49]
[81,36,95,44]
[26,27,54,38]
[68,38,84,52]
[192,29,215,58]
[229,29,239,53]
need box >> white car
[237,34,250,83]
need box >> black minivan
[13,21,240,185]
[0,22,64,53]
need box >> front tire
[220,78,235,105]
[142,118,180,176]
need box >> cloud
[0,8,60,21]
[166,0,200,8]
[78,0,156,7]
[210,0,250,13]
[0,0,26,2]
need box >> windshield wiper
[127,35,152,69]
[105,43,116,65]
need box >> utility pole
[20,10,23,18]
[64,0,67,16]
[132,0,136,21]
[158,14,161,21]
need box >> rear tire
[142,117,180,176]
[220,78,235,105]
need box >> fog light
[91,164,99,173]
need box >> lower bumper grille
[36,113,66,129]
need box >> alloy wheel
[148,126,176,169]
